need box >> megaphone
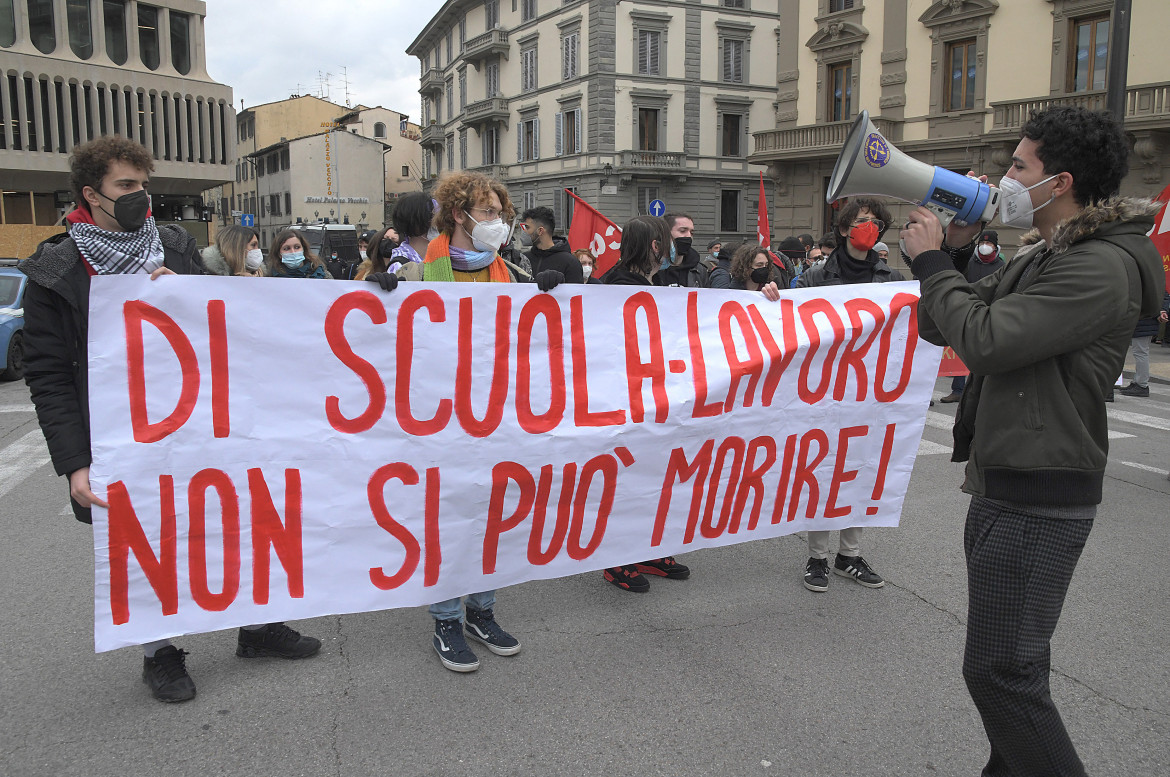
[827,110,999,229]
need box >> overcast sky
[204,0,446,120]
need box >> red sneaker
[603,565,650,593]
[635,557,691,580]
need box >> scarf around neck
[67,207,164,275]
[423,232,511,283]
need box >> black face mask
[750,266,772,284]
[96,188,150,232]
[674,236,693,257]
[379,238,398,257]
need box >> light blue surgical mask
[281,251,305,268]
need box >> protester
[873,241,890,262]
[940,230,1005,403]
[795,197,901,593]
[797,233,815,255]
[266,229,331,279]
[773,236,802,287]
[19,136,320,703]
[728,244,783,301]
[656,212,708,287]
[573,248,603,284]
[1120,293,1168,398]
[706,240,740,289]
[902,105,1164,777]
[358,230,375,259]
[386,191,437,273]
[353,227,398,281]
[202,225,265,277]
[598,215,693,592]
[520,205,584,283]
[370,171,532,672]
[702,238,722,271]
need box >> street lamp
[601,162,613,188]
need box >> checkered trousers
[962,497,1093,777]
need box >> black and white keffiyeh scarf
[69,217,165,275]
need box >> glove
[366,272,399,292]
[535,269,564,292]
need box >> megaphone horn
[827,110,999,228]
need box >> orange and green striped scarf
[423,232,512,283]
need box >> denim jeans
[429,591,496,622]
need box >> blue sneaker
[465,608,522,656]
[433,618,479,672]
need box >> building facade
[334,105,424,224]
[748,0,1170,254]
[408,0,778,244]
[0,0,234,256]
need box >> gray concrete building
[408,0,777,245]
[0,0,234,256]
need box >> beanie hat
[778,236,804,257]
[978,229,999,246]
[873,241,890,254]
[707,238,721,250]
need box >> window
[483,126,500,165]
[103,0,127,63]
[518,117,540,161]
[170,11,190,74]
[561,32,578,81]
[521,47,538,92]
[829,0,854,11]
[280,148,290,169]
[946,39,976,111]
[67,0,93,59]
[447,135,455,170]
[401,165,410,177]
[446,77,454,120]
[720,190,739,232]
[522,0,536,22]
[721,112,742,156]
[828,62,852,121]
[459,70,467,109]
[374,121,386,138]
[722,39,744,83]
[484,0,498,30]
[556,109,581,155]
[638,30,660,76]
[446,30,453,65]
[486,62,500,97]
[460,130,467,167]
[723,0,744,7]
[1070,14,1109,93]
[523,191,537,211]
[459,17,466,50]
[138,4,159,70]
[561,186,576,232]
[285,192,291,215]
[638,187,660,216]
[1,0,14,48]
[638,108,658,151]
[27,0,55,53]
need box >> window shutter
[650,32,659,74]
[555,112,563,156]
[533,118,540,160]
[574,109,582,152]
[516,122,523,161]
[723,41,731,81]
[638,32,647,74]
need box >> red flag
[566,189,623,276]
[1151,182,1170,293]
[757,171,771,248]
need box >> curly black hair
[1021,106,1128,205]
[69,136,154,209]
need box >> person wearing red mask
[794,196,902,593]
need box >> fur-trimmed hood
[200,244,231,276]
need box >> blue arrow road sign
[649,199,665,217]
[240,214,255,227]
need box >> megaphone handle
[923,202,957,230]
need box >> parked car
[0,260,27,381]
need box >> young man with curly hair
[902,106,1165,777]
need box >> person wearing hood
[519,206,584,284]
[902,106,1165,777]
[202,225,265,277]
[794,196,901,595]
[655,213,709,288]
[940,230,1006,403]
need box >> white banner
[87,277,941,651]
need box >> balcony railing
[991,82,1170,133]
[750,118,902,160]
[420,68,443,95]
[619,150,687,169]
[461,97,510,125]
[471,164,509,180]
[420,123,445,146]
[464,29,509,65]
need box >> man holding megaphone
[899,106,1164,777]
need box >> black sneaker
[603,565,650,593]
[236,623,322,659]
[465,607,522,656]
[1105,389,1115,402]
[142,646,196,703]
[833,554,885,588]
[1120,382,1150,397]
[803,557,829,592]
[433,618,479,672]
[635,557,690,579]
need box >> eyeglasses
[851,218,886,232]
[469,206,502,220]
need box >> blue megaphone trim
[926,167,996,226]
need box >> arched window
[138,4,159,70]
[1,0,17,48]
[27,0,56,54]
[374,122,387,138]
[170,11,190,74]
[67,0,93,59]
[104,0,127,64]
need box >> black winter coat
[20,225,204,522]
[654,247,709,288]
[795,247,904,288]
[527,237,584,284]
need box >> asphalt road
[1,372,1168,777]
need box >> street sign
[230,210,242,217]
[240,214,255,227]
[649,199,666,217]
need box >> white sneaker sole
[466,629,523,656]
[803,578,828,592]
[434,647,480,672]
[832,567,885,588]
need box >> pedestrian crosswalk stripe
[917,440,951,456]
[1107,408,1170,432]
[0,405,35,413]
[0,430,51,500]
[1116,460,1167,475]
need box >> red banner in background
[938,347,968,377]
[1150,183,1170,293]
[566,190,623,276]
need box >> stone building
[0,0,234,256]
[748,0,1170,255]
[408,0,778,245]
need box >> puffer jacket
[914,197,1165,505]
